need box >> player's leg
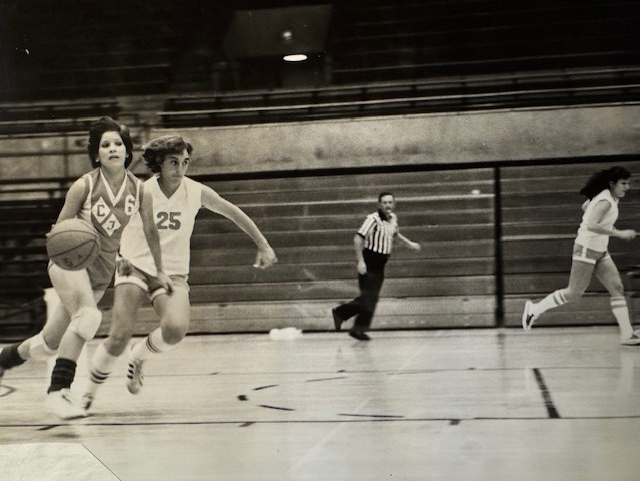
[0,302,71,375]
[45,264,102,419]
[83,282,148,409]
[128,281,190,394]
[594,255,639,344]
[523,246,595,330]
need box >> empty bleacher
[96,168,496,334]
[330,0,640,83]
[0,100,122,136]
[2,158,639,339]
[159,66,640,127]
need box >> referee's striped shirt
[357,210,398,254]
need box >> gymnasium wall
[1,104,639,180]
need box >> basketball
[46,218,100,271]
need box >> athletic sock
[611,296,633,339]
[532,289,568,318]
[48,358,77,393]
[131,328,175,361]
[0,343,26,369]
[86,343,119,396]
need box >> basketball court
[1,326,639,480]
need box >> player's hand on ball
[156,270,174,294]
[410,241,421,251]
[253,246,277,269]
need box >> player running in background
[0,117,171,419]
[522,166,638,345]
[82,134,276,410]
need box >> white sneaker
[127,350,144,395]
[522,300,537,331]
[620,332,640,346]
[45,389,87,420]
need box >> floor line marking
[533,368,560,419]
[7,414,640,430]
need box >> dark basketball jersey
[77,168,142,291]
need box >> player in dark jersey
[0,117,172,419]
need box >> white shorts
[572,243,611,266]
[114,261,189,301]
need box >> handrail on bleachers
[159,66,640,127]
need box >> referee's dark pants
[335,249,389,331]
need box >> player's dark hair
[579,166,631,200]
[141,135,194,173]
[378,192,394,202]
[87,116,134,168]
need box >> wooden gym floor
[1,326,640,480]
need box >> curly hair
[141,135,193,173]
[579,166,631,200]
[87,116,134,168]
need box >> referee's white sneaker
[45,389,88,420]
[522,300,537,331]
[620,332,640,346]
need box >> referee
[332,192,421,340]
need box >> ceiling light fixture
[283,53,308,62]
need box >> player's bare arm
[54,179,88,224]
[586,200,636,240]
[139,184,174,292]
[201,185,277,268]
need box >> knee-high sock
[131,328,175,361]
[85,343,119,396]
[0,343,26,369]
[532,289,568,318]
[611,296,633,339]
[48,358,76,393]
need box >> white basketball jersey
[120,175,203,276]
[575,188,619,251]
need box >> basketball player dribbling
[522,166,639,345]
[79,134,276,411]
[0,117,172,419]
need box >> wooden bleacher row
[160,66,640,126]
[1,161,639,338]
[330,0,640,83]
[0,103,120,137]
[0,65,638,136]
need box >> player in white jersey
[522,166,638,345]
[82,135,277,410]
[0,117,172,420]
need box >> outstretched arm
[201,185,277,269]
[397,232,421,251]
